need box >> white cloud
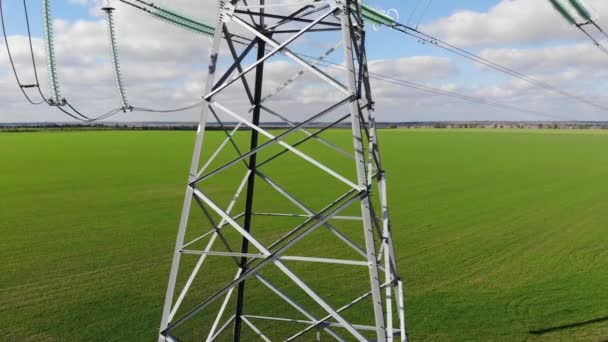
[2,0,608,123]
[422,0,608,47]
[369,56,456,81]
[479,44,608,76]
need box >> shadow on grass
[529,316,608,335]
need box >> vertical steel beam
[358,23,409,342]
[339,1,387,341]
[232,29,268,342]
[157,20,225,342]
[357,28,399,342]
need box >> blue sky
[4,1,90,32]
[2,0,608,122]
[6,1,497,35]
[6,1,496,53]
[366,1,495,58]
[3,0,517,66]
[2,1,520,69]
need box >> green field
[2,129,608,341]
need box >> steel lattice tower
[158,1,408,341]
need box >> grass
[2,128,608,341]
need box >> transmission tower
[158,0,408,341]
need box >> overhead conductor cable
[4,1,591,121]
[355,2,608,111]
[2,0,207,121]
[0,0,45,105]
[549,0,608,55]
[114,2,574,119]
[568,0,608,40]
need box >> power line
[104,2,579,120]
[405,0,424,27]
[576,23,608,56]
[366,73,571,121]
[112,0,594,119]
[118,1,585,120]
[356,4,608,111]
[2,0,113,122]
[2,1,595,122]
[390,23,608,111]
[589,21,608,41]
[549,0,608,57]
[132,102,204,113]
[1,0,206,122]
[0,0,45,105]
[297,55,571,121]
[413,0,433,29]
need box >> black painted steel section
[232,32,267,342]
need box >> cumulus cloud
[1,0,608,123]
[369,56,457,81]
[479,44,608,76]
[422,0,608,47]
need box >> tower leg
[359,20,409,341]
[158,23,225,342]
[233,34,268,342]
[340,3,387,342]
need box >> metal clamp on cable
[48,98,67,107]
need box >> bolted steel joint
[218,1,236,23]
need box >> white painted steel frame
[158,1,408,341]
